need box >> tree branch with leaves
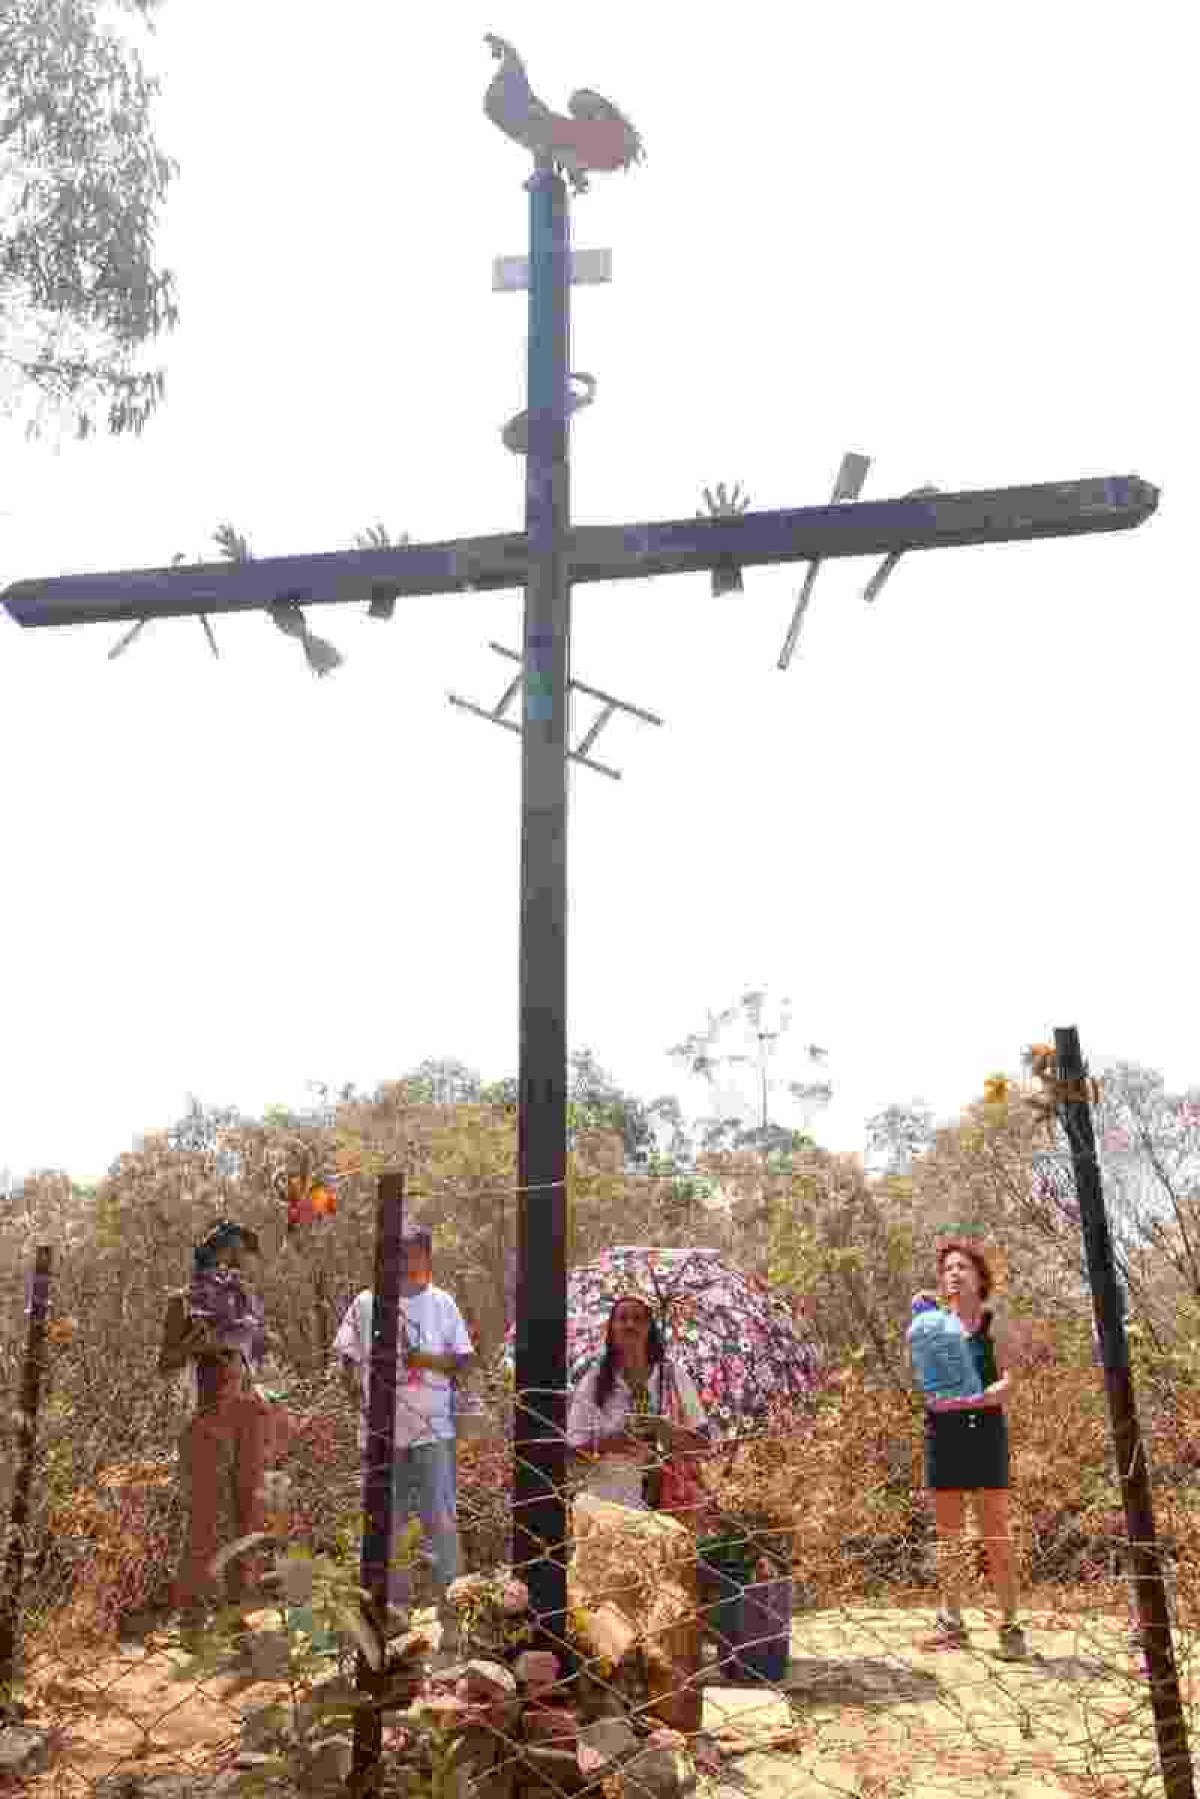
[1,0,178,439]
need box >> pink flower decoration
[414,1693,470,1726]
[515,1650,561,1688]
[501,1579,530,1614]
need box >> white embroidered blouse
[566,1358,707,1510]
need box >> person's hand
[182,1317,218,1355]
[629,1415,670,1448]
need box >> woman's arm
[574,1430,645,1460]
[407,1350,474,1376]
[661,1422,708,1454]
[977,1315,1012,1407]
[979,1321,1012,1407]
[929,1377,1009,1413]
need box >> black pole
[0,1246,52,1696]
[351,1171,404,1798]
[1054,1027,1194,1799]
[513,157,570,1644]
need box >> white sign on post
[492,248,612,292]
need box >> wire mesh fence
[2,1199,1199,1799]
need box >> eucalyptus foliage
[1,0,178,437]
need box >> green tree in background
[1,0,177,438]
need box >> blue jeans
[388,1438,460,1608]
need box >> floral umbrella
[505,1244,818,1437]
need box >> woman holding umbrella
[566,1295,709,1510]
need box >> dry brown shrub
[5,1089,1200,1660]
[708,1340,1200,1630]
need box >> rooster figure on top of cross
[482,34,645,194]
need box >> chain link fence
[3,1209,1198,1799]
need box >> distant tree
[1028,1059,1200,1345]
[864,1100,936,1176]
[165,1095,253,1181]
[409,1048,660,1173]
[667,988,830,1157]
[903,1056,1200,1362]
[567,1048,658,1169]
[717,1141,911,1382]
[480,1075,518,1110]
[398,1058,484,1108]
[1,0,178,438]
[666,990,829,1274]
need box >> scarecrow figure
[159,1219,274,1624]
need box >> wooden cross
[0,62,1161,1649]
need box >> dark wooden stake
[312,1262,332,1359]
[1055,1025,1194,1799]
[0,1246,53,1696]
[351,1171,404,1798]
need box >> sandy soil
[704,1603,1198,1799]
[10,1603,1197,1799]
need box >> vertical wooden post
[312,1263,332,1360]
[513,155,571,1644]
[0,1246,53,1694]
[1054,1026,1193,1799]
[351,1172,404,1797]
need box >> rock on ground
[0,1726,51,1777]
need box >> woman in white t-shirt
[566,1294,708,1510]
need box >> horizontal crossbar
[493,248,611,291]
[2,476,1158,630]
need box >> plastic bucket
[698,1560,745,1673]
[736,1575,792,1683]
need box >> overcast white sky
[1,2,1194,1189]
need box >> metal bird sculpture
[502,372,597,455]
[483,34,644,194]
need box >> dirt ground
[703,1603,1198,1799]
[11,1602,1198,1799]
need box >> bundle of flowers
[444,1568,533,1657]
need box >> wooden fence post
[0,1246,53,1696]
[350,1172,404,1797]
[1055,1026,1193,1799]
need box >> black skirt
[924,1406,1010,1491]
